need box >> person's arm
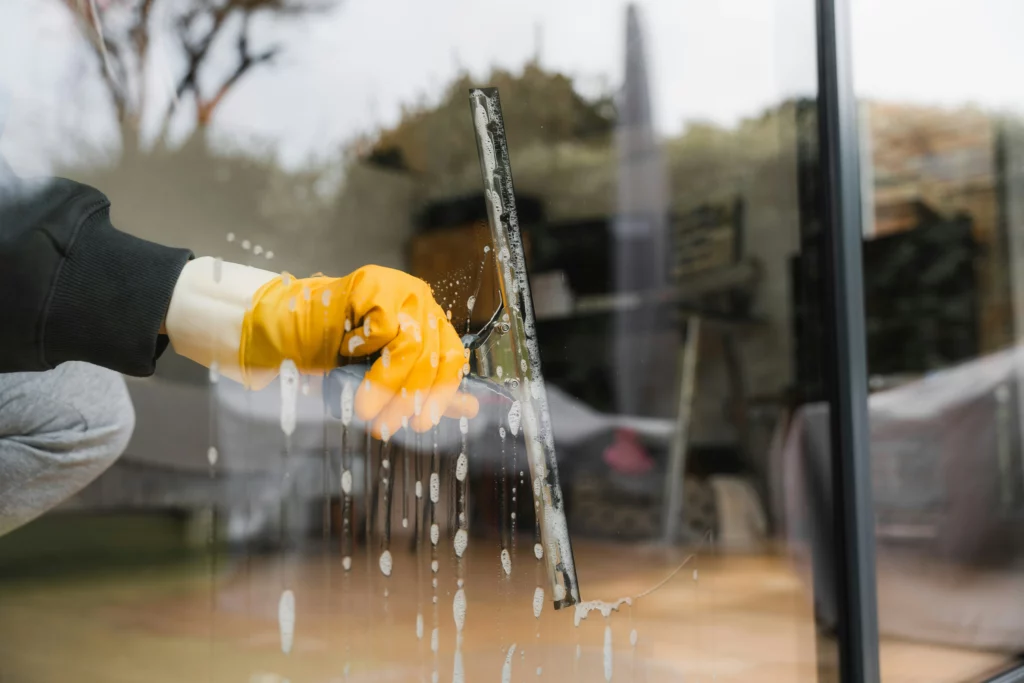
[0,176,192,375]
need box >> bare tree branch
[196,14,281,125]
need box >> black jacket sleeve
[0,175,193,376]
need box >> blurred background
[1,1,1024,682]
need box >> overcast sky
[1,0,1023,173]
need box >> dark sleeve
[0,176,193,376]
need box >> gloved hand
[164,257,478,438]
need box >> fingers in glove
[410,309,477,431]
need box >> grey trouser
[0,362,135,536]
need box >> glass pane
[0,2,854,682]
[843,0,1024,679]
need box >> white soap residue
[499,426,506,439]
[630,629,638,647]
[363,317,371,337]
[278,589,295,654]
[430,351,439,368]
[534,543,543,560]
[467,295,476,313]
[379,550,393,577]
[241,239,251,250]
[507,400,522,436]
[341,470,352,494]
[321,289,331,307]
[430,473,440,503]
[207,446,218,466]
[430,524,439,546]
[381,346,390,368]
[208,360,219,384]
[340,383,354,426]
[380,423,390,442]
[429,399,440,425]
[496,366,504,378]
[576,644,582,660]
[573,598,633,627]
[453,649,465,683]
[414,390,424,416]
[342,556,352,571]
[344,319,352,332]
[501,549,512,576]
[279,360,299,436]
[415,480,423,498]
[501,644,517,683]
[603,625,613,681]
[459,416,469,435]
[454,529,468,558]
[532,587,545,618]
[452,589,467,632]
[212,257,223,283]
[455,453,468,481]
[402,518,409,528]
[347,335,365,354]
[431,560,439,573]
[226,232,235,242]
[416,613,424,640]
[431,628,439,653]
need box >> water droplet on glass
[340,383,354,426]
[430,352,439,368]
[226,232,235,243]
[288,297,297,312]
[347,335,365,354]
[496,366,504,379]
[342,556,352,571]
[630,629,638,647]
[279,360,299,436]
[207,446,218,466]
[321,289,331,307]
[604,625,613,681]
[431,628,439,653]
[209,361,220,384]
[534,543,543,560]
[402,518,409,528]
[507,401,522,436]
[431,560,439,573]
[241,239,251,250]
[501,549,512,576]
[302,285,311,301]
[430,524,439,546]
[416,613,424,640]
[415,480,423,499]
[453,589,467,633]
[278,589,295,654]
[533,587,545,618]
[253,244,264,255]
[379,550,393,577]
[467,295,476,313]
[454,529,468,558]
[265,251,274,260]
[363,317,371,337]
[344,319,352,332]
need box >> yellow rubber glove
[240,265,479,438]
